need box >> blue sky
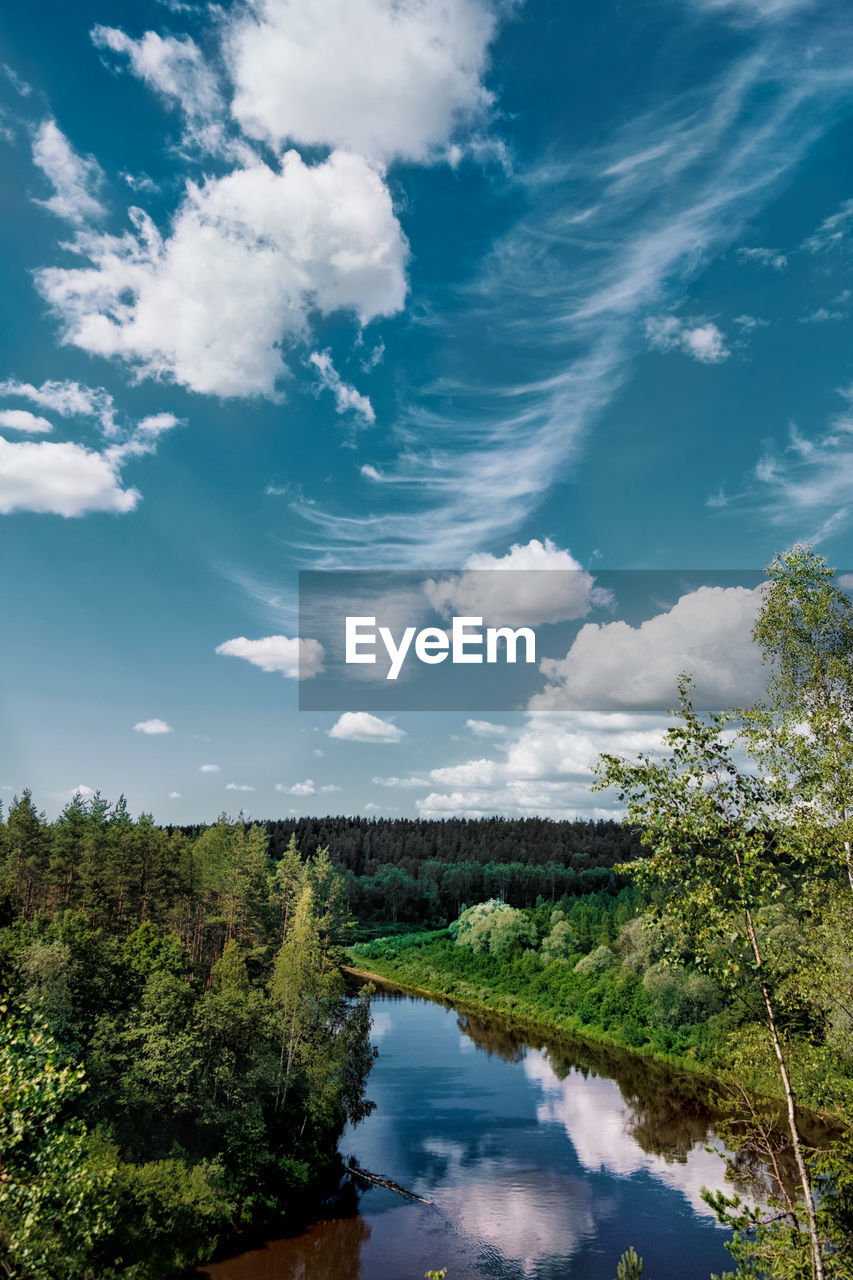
[1,0,853,822]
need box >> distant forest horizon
[170,814,642,872]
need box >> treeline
[345,856,626,923]
[258,815,642,875]
[1,798,640,935]
[0,805,375,1280]
[235,815,641,923]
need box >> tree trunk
[745,906,825,1280]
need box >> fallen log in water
[347,1157,432,1204]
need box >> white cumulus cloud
[199,763,220,773]
[276,778,342,795]
[328,711,405,742]
[226,782,255,791]
[0,410,53,434]
[371,774,429,788]
[467,718,508,736]
[0,397,179,518]
[37,152,409,399]
[216,634,325,679]
[133,718,173,734]
[224,0,500,164]
[645,315,730,363]
[530,585,766,714]
[425,539,605,628]
[0,436,140,517]
[430,758,504,788]
[415,712,670,819]
[284,779,316,795]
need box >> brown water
[199,987,743,1280]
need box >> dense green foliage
[0,817,375,1279]
[187,815,643,922]
[351,886,737,1065]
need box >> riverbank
[343,937,848,1131]
[343,958,724,1082]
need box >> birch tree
[594,683,827,1279]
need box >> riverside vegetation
[2,547,852,1278]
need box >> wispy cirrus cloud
[685,0,814,21]
[309,351,375,425]
[0,379,119,435]
[750,413,853,541]
[736,244,787,269]
[31,120,106,224]
[802,198,853,252]
[91,26,253,162]
[799,290,851,324]
[298,34,853,564]
[3,63,32,97]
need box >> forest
[183,815,644,922]
[0,798,636,1278]
[0,813,375,1279]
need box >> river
[200,983,740,1279]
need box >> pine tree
[5,790,50,919]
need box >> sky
[1,0,853,823]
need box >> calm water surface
[201,987,736,1280]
